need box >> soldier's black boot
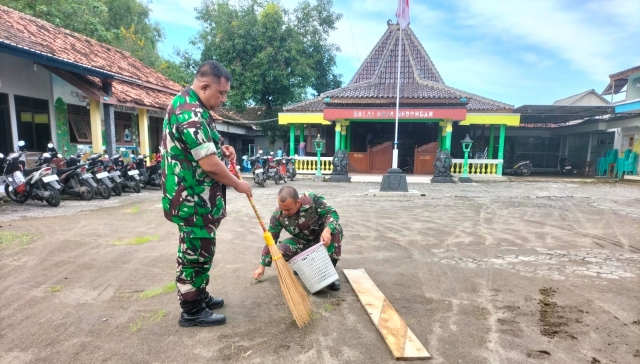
[328,258,340,291]
[199,289,224,310]
[178,299,226,327]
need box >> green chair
[615,149,631,178]
[618,151,637,178]
[595,149,608,176]
[598,149,616,176]
[605,149,618,177]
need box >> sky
[149,0,640,107]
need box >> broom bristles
[269,244,313,328]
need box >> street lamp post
[459,134,473,183]
[313,134,324,182]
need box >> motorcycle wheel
[97,181,111,199]
[78,178,94,201]
[44,184,61,207]
[4,183,28,204]
[133,179,142,193]
[274,173,280,185]
[112,181,123,196]
[521,165,532,176]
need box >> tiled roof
[217,106,268,121]
[284,23,512,113]
[0,5,181,110]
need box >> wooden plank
[344,269,431,361]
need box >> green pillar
[437,124,442,149]
[488,125,495,159]
[289,124,295,156]
[444,120,452,152]
[497,124,506,175]
[346,124,351,152]
[334,122,341,152]
[340,126,346,150]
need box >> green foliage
[139,282,176,299]
[192,0,343,144]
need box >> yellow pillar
[138,108,150,163]
[90,99,103,154]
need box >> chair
[614,149,631,178]
[618,151,637,178]
[597,149,613,176]
[595,149,608,176]
[605,149,618,177]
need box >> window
[0,93,12,155]
[67,104,92,143]
[14,95,51,151]
[115,111,133,145]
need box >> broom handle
[229,162,267,233]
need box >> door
[0,93,13,155]
[14,95,51,151]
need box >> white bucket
[288,242,339,294]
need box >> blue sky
[149,0,640,107]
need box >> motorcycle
[85,153,112,199]
[283,155,297,181]
[135,154,162,188]
[112,154,141,193]
[250,154,267,188]
[504,160,533,176]
[558,155,575,175]
[1,142,61,207]
[53,153,96,200]
[265,152,283,184]
[274,156,288,183]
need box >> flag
[396,0,410,29]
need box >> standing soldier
[253,186,342,291]
[162,60,252,327]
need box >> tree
[192,0,343,147]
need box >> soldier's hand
[234,180,252,197]
[321,228,332,247]
[222,145,236,162]
[253,265,265,280]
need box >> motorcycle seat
[56,166,79,175]
[23,167,41,176]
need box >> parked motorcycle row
[243,150,297,188]
[0,141,162,208]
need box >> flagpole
[392,11,403,170]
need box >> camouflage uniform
[261,192,342,267]
[161,86,226,302]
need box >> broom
[229,162,313,328]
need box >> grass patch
[113,235,158,245]
[140,282,176,299]
[49,285,63,293]
[0,231,36,248]
[127,206,140,213]
[323,303,334,311]
[130,309,166,333]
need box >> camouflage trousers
[176,225,216,302]
[261,224,343,267]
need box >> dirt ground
[0,180,639,364]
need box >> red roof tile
[0,5,182,110]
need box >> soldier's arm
[261,210,284,267]
[177,116,245,189]
[312,193,339,233]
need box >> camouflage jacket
[268,192,340,243]
[161,87,226,228]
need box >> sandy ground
[0,180,639,364]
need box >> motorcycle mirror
[18,140,25,147]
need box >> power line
[344,0,361,64]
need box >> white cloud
[454,0,640,80]
[149,0,200,29]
